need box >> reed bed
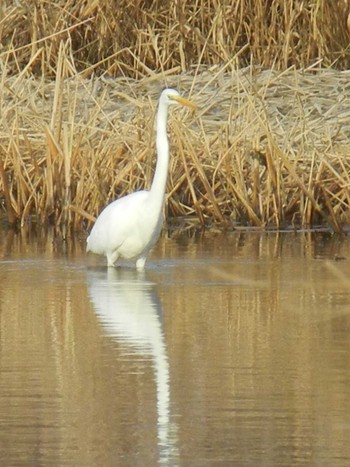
[1,0,350,232]
[1,58,350,232]
[1,0,350,76]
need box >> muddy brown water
[0,228,350,466]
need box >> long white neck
[149,102,170,211]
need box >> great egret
[86,88,196,269]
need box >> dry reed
[1,60,350,232]
[1,0,350,76]
[1,1,350,232]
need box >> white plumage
[87,88,196,269]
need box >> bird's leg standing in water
[107,251,119,267]
[136,256,147,271]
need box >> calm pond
[0,227,350,466]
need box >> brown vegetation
[2,0,350,76]
[1,0,350,232]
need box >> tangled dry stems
[2,0,350,75]
[1,0,350,232]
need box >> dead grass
[1,1,350,232]
[1,0,350,77]
[1,57,350,232]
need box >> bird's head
[160,88,196,109]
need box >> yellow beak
[172,95,197,110]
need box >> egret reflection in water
[86,267,177,463]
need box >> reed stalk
[0,1,350,232]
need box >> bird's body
[87,190,162,269]
[86,88,195,270]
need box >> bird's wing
[87,191,149,254]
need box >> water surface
[0,228,350,466]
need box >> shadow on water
[86,267,178,465]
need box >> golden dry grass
[1,0,350,232]
[1,0,350,76]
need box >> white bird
[86,88,196,270]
